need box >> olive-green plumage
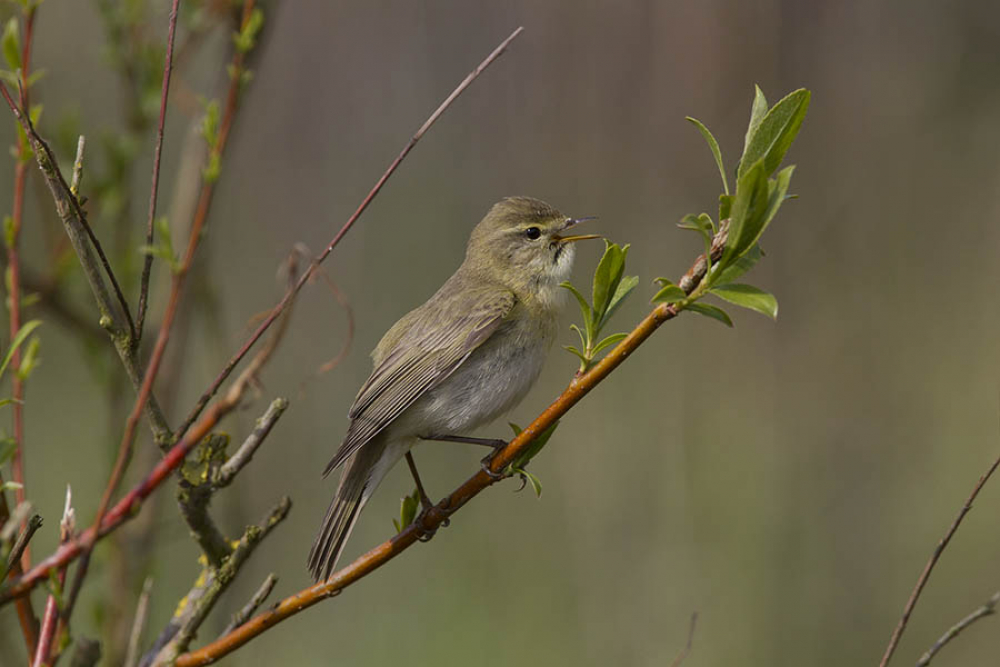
[308,197,597,581]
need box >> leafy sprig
[562,241,638,373]
[655,86,809,324]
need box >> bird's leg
[420,434,508,480]
[405,451,449,542]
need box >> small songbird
[308,197,598,581]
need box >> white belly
[387,315,555,439]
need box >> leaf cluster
[562,241,638,373]
[654,86,809,324]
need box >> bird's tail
[308,438,404,582]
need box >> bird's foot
[414,508,450,542]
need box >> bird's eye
[525,227,541,240]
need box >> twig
[70,135,85,194]
[1,390,287,604]
[177,25,526,439]
[136,0,181,342]
[124,577,154,667]
[32,486,74,667]
[3,513,42,577]
[173,211,731,666]
[915,590,999,666]
[5,4,38,572]
[669,612,698,667]
[61,0,262,626]
[877,452,1000,667]
[216,398,288,487]
[0,500,38,651]
[0,81,171,443]
[144,499,291,667]
[219,573,277,637]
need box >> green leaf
[233,7,265,53]
[1,480,22,492]
[560,281,593,338]
[0,398,21,409]
[0,437,16,466]
[711,283,778,319]
[742,85,768,161]
[719,194,733,222]
[686,302,733,327]
[738,88,810,179]
[15,335,40,380]
[2,18,20,72]
[592,241,628,324]
[0,319,41,380]
[686,116,728,195]
[513,468,543,497]
[393,489,420,533]
[508,421,559,472]
[715,244,762,284]
[591,332,627,355]
[722,159,769,268]
[563,344,589,367]
[651,279,686,304]
[600,274,637,330]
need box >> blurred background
[2,0,1000,665]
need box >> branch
[136,0,181,342]
[124,577,154,667]
[669,612,698,667]
[915,590,999,666]
[144,499,291,667]
[0,81,171,444]
[5,4,38,567]
[215,398,288,487]
[176,25,526,439]
[877,452,1000,667]
[3,513,42,577]
[219,573,277,638]
[174,217,731,666]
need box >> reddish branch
[173,220,732,666]
[877,452,1000,667]
[6,3,37,565]
[136,0,182,341]
[63,0,260,623]
[177,25,526,438]
[2,5,40,656]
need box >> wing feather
[323,287,515,475]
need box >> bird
[308,196,598,581]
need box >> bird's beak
[553,216,601,243]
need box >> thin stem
[915,590,999,666]
[6,4,37,569]
[172,206,728,667]
[177,25,526,439]
[877,453,1000,667]
[136,0,181,342]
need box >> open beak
[553,216,601,243]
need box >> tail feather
[308,455,369,582]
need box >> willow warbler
[308,197,598,581]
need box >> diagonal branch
[0,81,171,444]
[915,590,999,666]
[136,0,182,342]
[176,25,526,439]
[173,219,732,667]
[877,452,1000,667]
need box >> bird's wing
[322,287,516,476]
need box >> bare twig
[32,487,74,667]
[669,612,698,667]
[124,577,154,667]
[173,213,731,667]
[0,81,171,443]
[915,590,999,666]
[136,0,181,342]
[177,25,526,439]
[219,573,277,637]
[145,499,291,667]
[877,453,1000,667]
[5,4,38,573]
[0,500,38,650]
[3,513,42,576]
[70,135,86,195]
[216,399,288,487]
